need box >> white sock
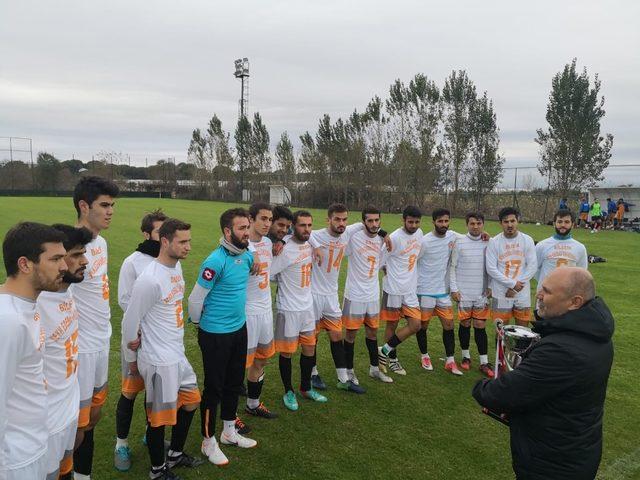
[462,349,471,359]
[446,356,454,363]
[202,436,216,447]
[74,474,91,480]
[222,420,236,438]
[421,353,430,360]
[347,368,355,377]
[369,365,379,373]
[115,437,128,449]
[337,367,349,383]
[311,366,319,376]
[479,354,489,364]
[167,449,181,458]
[247,397,260,409]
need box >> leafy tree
[205,115,235,175]
[442,70,477,209]
[187,129,208,186]
[535,59,613,195]
[36,152,62,191]
[250,112,270,173]
[275,132,296,185]
[234,115,252,192]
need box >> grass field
[0,196,638,480]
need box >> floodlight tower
[234,58,250,119]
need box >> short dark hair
[220,208,250,232]
[249,202,272,220]
[432,208,450,221]
[159,218,191,241]
[606,197,611,201]
[272,205,293,222]
[3,222,66,277]
[327,203,348,218]
[465,212,485,224]
[293,210,313,225]
[553,209,575,223]
[498,206,520,221]
[141,209,167,234]
[73,176,119,218]
[361,205,381,221]
[50,224,93,251]
[402,205,422,219]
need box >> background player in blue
[187,208,257,467]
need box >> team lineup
[0,176,590,480]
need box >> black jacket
[472,297,614,480]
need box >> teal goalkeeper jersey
[196,245,253,334]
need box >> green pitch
[0,197,638,480]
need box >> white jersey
[381,227,423,295]
[246,236,273,315]
[308,225,360,296]
[416,230,457,296]
[122,260,186,366]
[486,232,538,297]
[271,237,314,312]
[37,289,80,435]
[0,293,47,471]
[535,236,588,290]
[118,250,156,311]
[344,229,384,303]
[450,233,489,300]
[70,235,111,353]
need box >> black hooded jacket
[472,297,614,480]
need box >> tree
[275,132,296,186]
[535,59,613,195]
[250,112,270,173]
[234,115,252,193]
[36,152,62,191]
[187,129,208,187]
[469,92,504,209]
[204,115,235,175]
[442,70,477,209]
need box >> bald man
[472,267,614,480]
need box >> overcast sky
[1,0,638,185]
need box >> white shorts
[2,452,47,480]
[380,291,420,322]
[246,311,275,366]
[46,418,77,477]
[312,293,342,321]
[77,348,109,428]
[457,297,490,321]
[138,356,201,428]
[492,291,532,322]
[342,298,380,330]
[418,295,454,321]
[274,309,316,354]
[121,344,145,395]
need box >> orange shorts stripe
[275,338,299,354]
[178,388,201,408]
[315,317,342,333]
[299,333,316,347]
[60,454,73,475]
[380,308,400,322]
[78,406,91,429]
[245,353,256,369]
[458,306,490,321]
[121,375,145,395]
[492,310,513,321]
[255,342,275,360]
[513,308,532,322]
[402,305,421,320]
[420,306,454,322]
[147,407,177,427]
[342,315,380,330]
[92,386,108,408]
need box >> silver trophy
[501,322,541,371]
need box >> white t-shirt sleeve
[0,315,23,447]
[187,283,211,326]
[577,244,589,269]
[117,258,137,312]
[449,240,460,292]
[122,276,159,362]
[270,250,291,277]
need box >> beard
[230,231,249,249]
[35,271,63,293]
[435,226,448,236]
[365,225,379,235]
[330,225,346,235]
[63,268,85,284]
[555,227,572,236]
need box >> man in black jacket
[473,267,614,480]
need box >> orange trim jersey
[308,225,360,296]
[246,237,273,315]
[486,232,537,298]
[37,289,80,435]
[380,227,423,295]
[0,294,47,471]
[271,236,314,312]
[344,229,384,302]
[70,235,111,353]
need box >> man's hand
[480,232,491,241]
[451,291,461,302]
[128,361,139,376]
[127,337,141,352]
[484,288,492,299]
[513,281,524,292]
[384,236,393,252]
[505,288,516,298]
[272,241,284,256]
[313,247,324,267]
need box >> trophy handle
[482,407,510,426]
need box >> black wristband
[377,229,388,238]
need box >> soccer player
[0,222,67,480]
[189,208,257,467]
[450,213,494,378]
[606,198,617,229]
[589,198,602,233]
[577,196,590,228]
[378,206,423,376]
[342,206,393,383]
[38,224,92,480]
[486,207,538,327]
[308,203,365,393]
[123,218,202,479]
[415,208,461,375]
[268,205,294,253]
[244,203,278,419]
[535,209,588,290]
[115,209,167,471]
[70,176,119,480]
[270,210,328,411]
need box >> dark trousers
[198,324,247,438]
